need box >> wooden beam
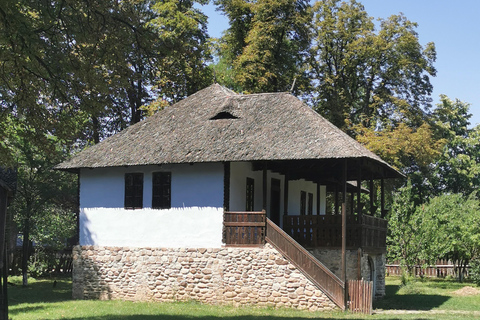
[223,162,230,211]
[369,179,374,216]
[341,159,348,310]
[316,183,320,215]
[262,163,267,212]
[284,175,289,216]
[381,178,386,218]
[357,165,362,216]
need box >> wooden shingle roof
[56,84,399,178]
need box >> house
[56,84,401,311]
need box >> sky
[199,0,480,126]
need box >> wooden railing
[283,214,387,251]
[265,219,346,310]
[223,211,266,246]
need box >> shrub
[471,258,480,286]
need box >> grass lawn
[7,276,480,320]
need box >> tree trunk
[21,217,30,287]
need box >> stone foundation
[309,248,385,297]
[72,244,337,311]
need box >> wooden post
[262,163,267,212]
[223,162,230,211]
[335,184,339,215]
[369,179,374,216]
[381,179,386,218]
[357,165,361,216]
[341,159,348,310]
[283,175,289,217]
[350,193,354,215]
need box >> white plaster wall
[229,162,263,212]
[288,179,326,215]
[80,163,224,209]
[80,207,223,248]
[79,163,224,247]
[229,162,284,218]
[229,162,327,220]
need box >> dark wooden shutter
[125,173,143,209]
[152,172,171,209]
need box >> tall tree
[308,0,436,131]
[215,0,311,93]
[0,0,213,161]
[6,117,76,286]
[430,96,480,196]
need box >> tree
[418,193,480,281]
[386,181,425,273]
[7,118,76,286]
[215,0,311,93]
[430,96,480,196]
[0,0,213,161]
[308,0,436,132]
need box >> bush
[471,258,480,286]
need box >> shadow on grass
[15,316,387,320]
[374,282,450,311]
[8,278,72,306]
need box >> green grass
[7,276,480,320]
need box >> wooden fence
[265,219,346,310]
[348,280,373,314]
[223,211,266,246]
[386,260,470,278]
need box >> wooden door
[270,178,281,225]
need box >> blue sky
[200,0,480,126]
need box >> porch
[223,211,387,253]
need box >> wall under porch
[308,248,385,298]
[72,244,337,311]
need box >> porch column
[341,159,348,310]
[284,175,289,216]
[357,164,362,216]
[223,162,230,211]
[369,179,375,216]
[262,163,267,212]
[381,178,386,218]
[334,184,339,215]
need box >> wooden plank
[224,222,266,227]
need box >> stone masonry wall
[309,249,386,297]
[72,244,337,311]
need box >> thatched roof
[56,84,400,179]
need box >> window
[152,172,171,209]
[125,173,143,209]
[308,192,314,215]
[300,191,306,215]
[246,177,255,211]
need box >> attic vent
[210,111,238,120]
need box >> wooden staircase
[223,212,374,312]
[265,218,346,310]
